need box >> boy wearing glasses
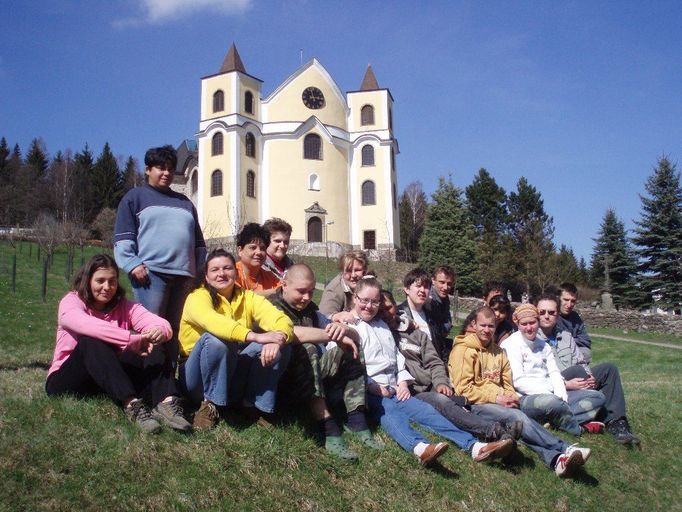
[535,294,640,445]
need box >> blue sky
[2,1,681,262]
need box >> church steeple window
[303,134,322,160]
[213,90,224,113]
[361,145,375,166]
[361,105,374,126]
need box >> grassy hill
[1,241,680,511]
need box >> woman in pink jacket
[46,254,191,433]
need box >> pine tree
[507,177,555,294]
[418,176,480,295]
[121,155,142,193]
[25,138,49,179]
[465,168,509,283]
[632,157,682,310]
[590,209,639,307]
[91,142,122,213]
[0,137,9,180]
[399,181,427,262]
[73,144,96,225]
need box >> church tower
[197,43,263,238]
[347,65,400,251]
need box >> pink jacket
[48,291,172,376]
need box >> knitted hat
[512,303,538,323]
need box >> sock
[413,442,428,457]
[319,417,342,438]
[347,410,369,432]
[471,441,485,458]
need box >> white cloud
[114,0,251,28]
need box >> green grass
[590,326,682,347]
[1,242,681,511]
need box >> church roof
[360,65,379,90]
[220,43,246,74]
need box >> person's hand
[332,311,358,325]
[565,377,596,390]
[396,382,411,401]
[337,336,359,359]
[130,264,149,285]
[128,336,153,357]
[141,327,169,345]
[325,322,348,342]
[496,394,519,408]
[437,384,453,397]
[255,331,287,345]
[260,343,281,367]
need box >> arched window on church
[211,132,223,156]
[245,133,256,158]
[308,173,320,191]
[307,216,322,242]
[246,170,256,198]
[361,180,376,205]
[245,91,254,114]
[303,134,322,160]
[190,171,198,197]
[210,170,223,197]
[213,90,224,113]
[361,144,374,166]
[361,105,374,126]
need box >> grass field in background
[1,241,681,511]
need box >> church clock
[302,87,325,109]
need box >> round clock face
[302,87,325,109]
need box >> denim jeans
[367,393,478,453]
[519,393,584,436]
[130,270,192,366]
[415,391,498,439]
[567,389,606,425]
[179,332,291,413]
[471,403,568,468]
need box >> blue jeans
[519,393,585,436]
[567,389,606,424]
[179,333,291,413]
[131,270,192,363]
[367,393,478,453]
[471,403,568,468]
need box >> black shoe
[607,418,640,445]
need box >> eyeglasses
[355,296,381,307]
[538,310,557,316]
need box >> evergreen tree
[0,137,9,180]
[398,181,427,262]
[418,176,480,295]
[73,144,96,225]
[632,157,682,310]
[121,155,142,193]
[465,168,509,284]
[91,142,122,213]
[590,209,639,307]
[507,177,555,294]
[25,138,49,179]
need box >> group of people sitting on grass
[45,145,640,480]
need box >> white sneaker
[554,451,582,477]
[566,444,591,464]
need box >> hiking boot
[504,420,524,440]
[125,399,161,434]
[471,438,514,462]
[566,443,591,464]
[554,450,582,478]
[354,429,384,450]
[581,421,605,434]
[193,400,219,431]
[325,436,358,461]
[152,397,192,432]
[606,418,641,445]
[418,442,449,466]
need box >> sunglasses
[538,310,557,316]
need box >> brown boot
[193,400,219,430]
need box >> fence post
[11,253,17,293]
[41,257,48,302]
